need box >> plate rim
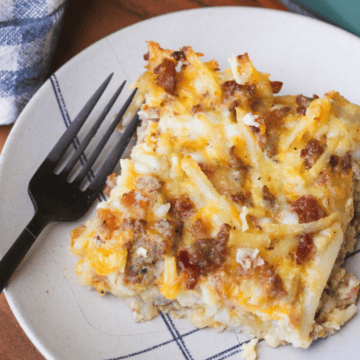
[1,6,360,360]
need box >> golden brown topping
[96,208,120,237]
[262,185,275,208]
[120,190,150,209]
[170,195,195,220]
[300,139,325,170]
[154,59,177,94]
[295,233,316,265]
[191,218,210,238]
[270,81,283,94]
[291,196,327,224]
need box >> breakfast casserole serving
[70,42,360,350]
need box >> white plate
[1,7,360,360]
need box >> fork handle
[0,212,48,293]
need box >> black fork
[0,74,140,292]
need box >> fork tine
[72,88,138,185]
[87,111,140,194]
[60,81,126,176]
[47,73,114,165]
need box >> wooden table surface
[0,1,287,359]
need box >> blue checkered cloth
[0,0,67,125]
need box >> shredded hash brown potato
[71,42,360,349]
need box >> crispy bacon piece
[154,59,177,94]
[170,196,195,220]
[300,139,325,170]
[291,196,326,224]
[295,233,316,265]
[270,81,283,94]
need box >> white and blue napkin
[0,0,67,125]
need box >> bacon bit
[170,51,185,61]
[96,208,120,235]
[104,173,117,197]
[143,52,150,61]
[191,218,210,238]
[270,81,283,94]
[178,250,199,290]
[297,106,306,115]
[262,185,276,208]
[300,139,325,169]
[295,233,316,265]
[149,118,160,122]
[291,196,327,224]
[170,195,195,220]
[120,190,150,208]
[340,153,352,175]
[154,59,177,94]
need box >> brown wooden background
[0,1,287,358]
